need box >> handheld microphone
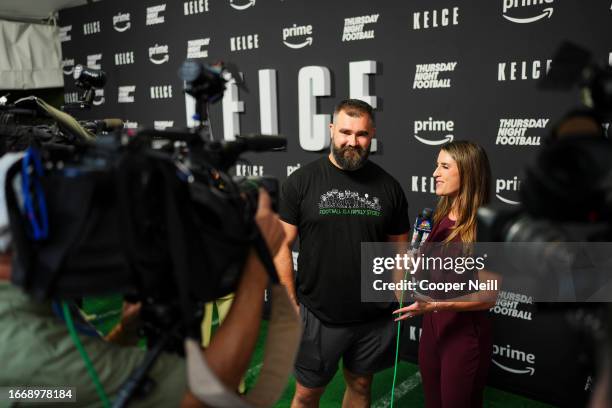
[411,207,433,250]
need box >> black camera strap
[113,158,199,405]
[5,154,33,288]
[158,162,200,335]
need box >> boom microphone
[81,118,124,134]
[231,134,287,152]
[212,134,286,171]
[95,118,124,132]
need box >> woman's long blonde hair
[433,141,491,243]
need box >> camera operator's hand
[105,301,142,346]
[255,189,285,257]
[119,301,142,334]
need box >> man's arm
[274,220,299,310]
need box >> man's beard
[331,142,370,171]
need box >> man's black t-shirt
[279,157,410,325]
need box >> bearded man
[274,99,410,408]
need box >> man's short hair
[332,99,375,126]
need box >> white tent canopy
[0,20,63,90]
[0,1,86,22]
[0,1,89,90]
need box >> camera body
[63,65,107,111]
[476,44,612,406]
[4,61,284,352]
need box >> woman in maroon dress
[394,140,496,408]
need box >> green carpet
[82,296,556,407]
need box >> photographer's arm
[201,248,268,387]
[181,190,285,407]
[273,220,299,312]
[0,253,9,280]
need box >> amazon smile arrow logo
[283,37,313,49]
[230,0,255,10]
[492,359,535,375]
[496,194,520,205]
[503,7,553,24]
[150,55,169,64]
[149,44,169,64]
[495,177,521,205]
[93,90,105,106]
[62,66,74,76]
[414,134,454,146]
[113,21,131,32]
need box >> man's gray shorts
[294,303,397,388]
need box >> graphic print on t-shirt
[318,189,382,216]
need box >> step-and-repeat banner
[59,1,611,406]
